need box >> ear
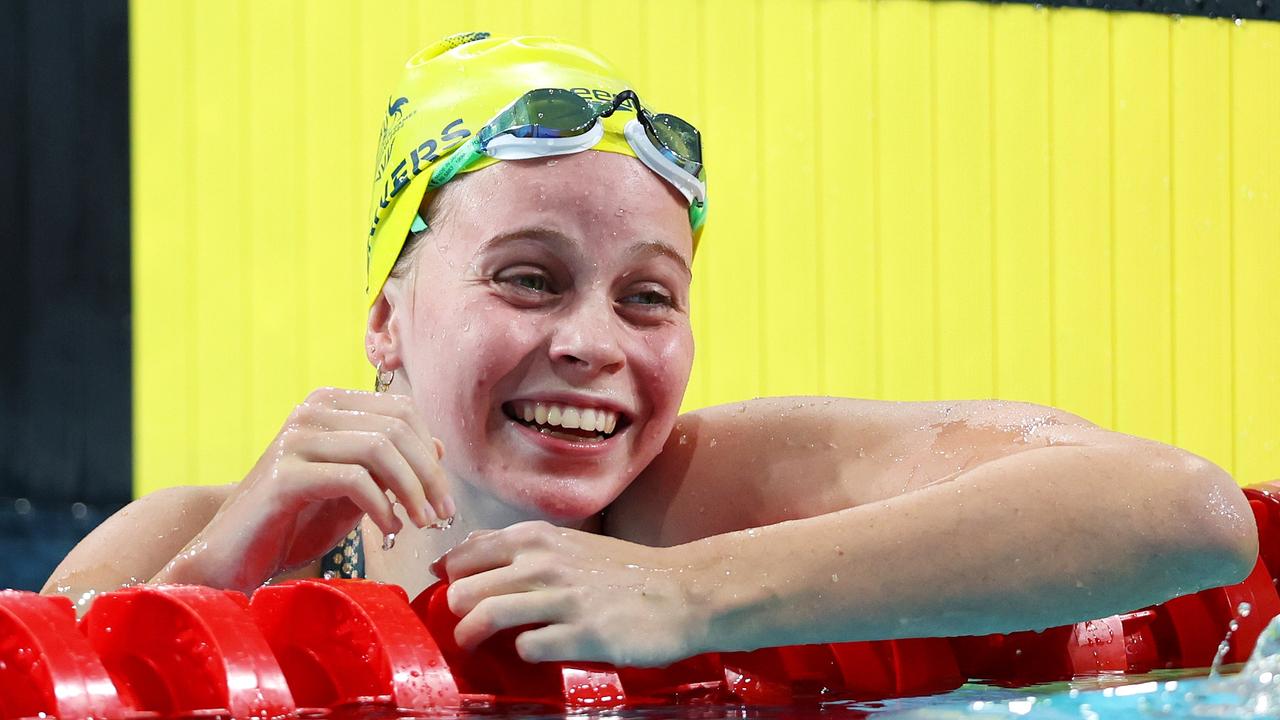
[365,280,407,371]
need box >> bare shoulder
[607,397,1106,547]
[42,484,234,595]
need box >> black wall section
[0,0,131,589]
[996,0,1272,20]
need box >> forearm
[677,443,1257,653]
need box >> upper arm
[42,484,232,597]
[609,397,1110,546]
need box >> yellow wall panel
[934,2,995,400]
[190,0,249,487]
[991,6,1054,405]
[698,0,763,408]
[132,0,1280,496]
[877,0,937,401]
[1112,12,1174,444]
[131,0,195,493]
[1171,21,1234,468]
[1232,25,1280,482]
[760,0,820,397]
[817,0,878,399]
[1049,11,1114,427]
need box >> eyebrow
[476,228,693,278]
[628,240,693,278]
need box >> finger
[447,560,564,616]
[513,624,582,664]
[454,591,569,651]
[298,406,449,525]
[435,528,516,581]
[295,462,402,537]
[304,387,438,458]
[294,430,434,527]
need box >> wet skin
[370,150,695,526]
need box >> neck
[363,468,601,599]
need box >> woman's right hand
[153,387,452,592]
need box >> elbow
[1163,452,1258,591]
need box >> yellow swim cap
[365,32,701,306]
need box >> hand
[434,521,705,668]
[157,387,453,592]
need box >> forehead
[434,150,695,262]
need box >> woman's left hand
[432,521,707,668]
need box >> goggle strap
[624,120,706,206]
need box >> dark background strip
[0,0,131,590]
[995,0,1273,20]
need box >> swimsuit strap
[319,526,366,579]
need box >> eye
[620,287,676,309]
[494,267,556,295]
[511,274,548,292]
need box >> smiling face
[376,151,695,523]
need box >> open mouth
[502,401,628,443]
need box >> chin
[508,473,627,524]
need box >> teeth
[510,402,620,436]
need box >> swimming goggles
[409,88,706,236]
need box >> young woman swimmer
[46,34,1255,669]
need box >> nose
[549,293,626,378]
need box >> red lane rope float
[249,579,458,711]
[0,591,126,719]
[409,581,627,708]
[950,616,1129,684]
[79,584,294,718]
[615,653,727,703]
[830,638,965,698]
[1245,483,1280,591]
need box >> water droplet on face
[1239,602,1253,617]
[709,438,718,447]
[678,434,689,445]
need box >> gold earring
[375,360,395,393]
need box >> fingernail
[442,496,457,519]
[430,556,446,578]
[382,532,397,551]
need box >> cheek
[408,298,540,418]
[636,327,695,416]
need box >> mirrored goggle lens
[505,89,597,139]
[645,113,703,176]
